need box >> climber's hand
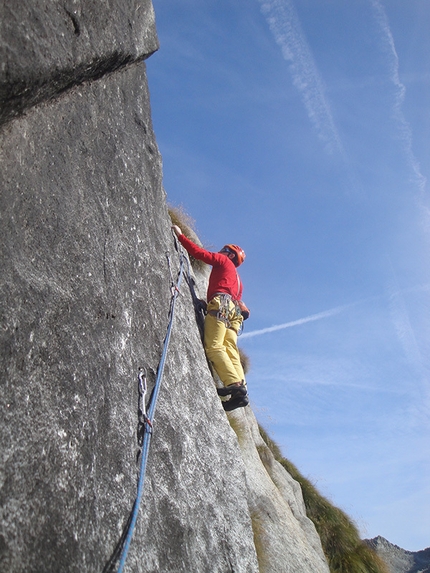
[171,225,182,237]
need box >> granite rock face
[1,2,330,572]
[0,61,260,573]
[0,0,158,125]
[366,537,430,573]
[229,408,330,573]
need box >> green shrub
[258,425,389,573]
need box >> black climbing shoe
[217,382,247,397]
[222,394,249,412]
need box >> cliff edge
[0,2,329,572]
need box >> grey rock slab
[227,407,330,573]
[0,62,258,573]
[0,0,159,125]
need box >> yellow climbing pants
[204,295,245,386]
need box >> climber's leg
[224,326,245,383]
[204,313,241,386]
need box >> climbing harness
[216,293,233,326]
[111,246,185,573]
[206,293,243,331]
[213,271,242,327]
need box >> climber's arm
[172,226,223,266]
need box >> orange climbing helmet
[220,244,246,267]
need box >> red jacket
[178,234,243,302]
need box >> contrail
[257,0,344,156]
[241,303,352,339]
[370,0,427,195]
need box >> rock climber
[171,225,250,411]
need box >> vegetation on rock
[258,426,390,573]
[168,204,208,271]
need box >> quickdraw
[138,367,152,439]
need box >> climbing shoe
[222,393,249,412]
[217,382,247,397]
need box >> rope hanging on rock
[183,267,206,342]
[171,231,206,340]
[114,246,185,573]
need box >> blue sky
[147,0,430,552]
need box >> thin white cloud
[387,267,430,422]
[371,0,430,420]
[241,302,352,339]
[388,288,422,372]
[257,0,344,156]
[370,0,427,197]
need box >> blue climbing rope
[116,245,186,573]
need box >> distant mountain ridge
[365,537,430,573]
